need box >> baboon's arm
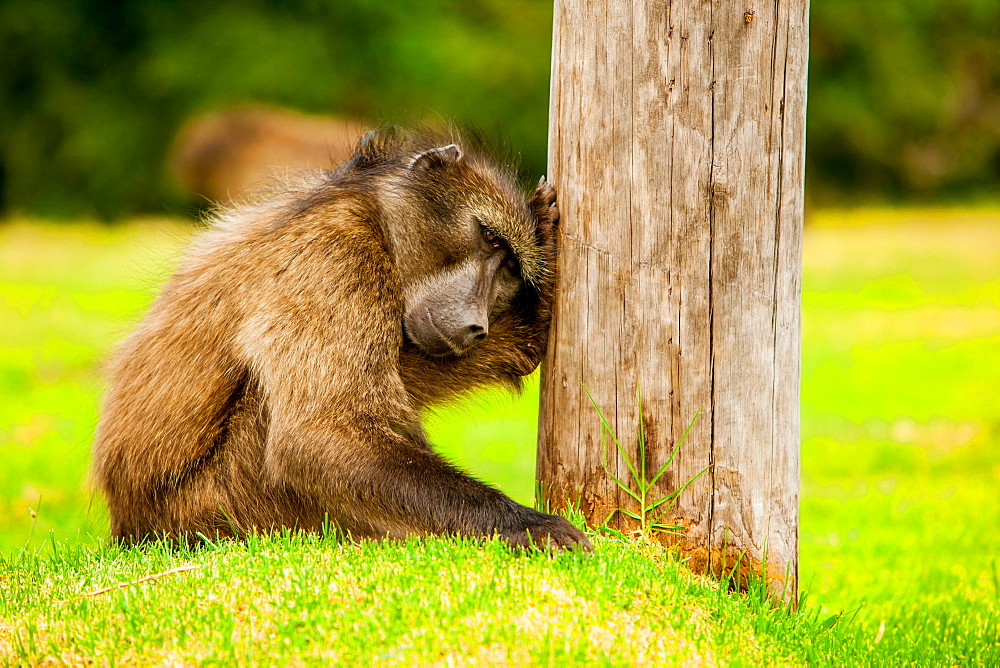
[260,414,546,540]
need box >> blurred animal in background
[94,127,591,552]
[170,107,366,204]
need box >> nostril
[463,324,488,347]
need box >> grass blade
[649,408,701,487]
[583,384,641,487]
[607,474,643,504]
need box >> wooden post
[537,0,808,594]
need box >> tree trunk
[537,0,808,595]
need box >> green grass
[2,210,1000,664]
[0,533,846,666]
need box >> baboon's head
[371,134,545,358]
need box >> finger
[533,180,557,206]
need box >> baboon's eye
[505,255,520,274]
[482,227,501,249]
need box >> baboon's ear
[409,144,463,170]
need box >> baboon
[170,107,366,203]
[93,128,591,551]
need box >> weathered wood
[538,0,807,594]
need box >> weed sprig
[584,386,709,541]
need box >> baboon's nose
[461,323,488,349]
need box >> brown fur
[93,127,590,551]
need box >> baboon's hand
[502,178,561,376]
[503,513,593,553]
[527,178,560,319]
[529,177,560,252]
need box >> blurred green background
[1,0,999,219]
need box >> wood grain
[538,0,808,594]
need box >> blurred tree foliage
[0,0,554,218]
[808,0,1000,203]
[0,0,997,219]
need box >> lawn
[1,209,998,664]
